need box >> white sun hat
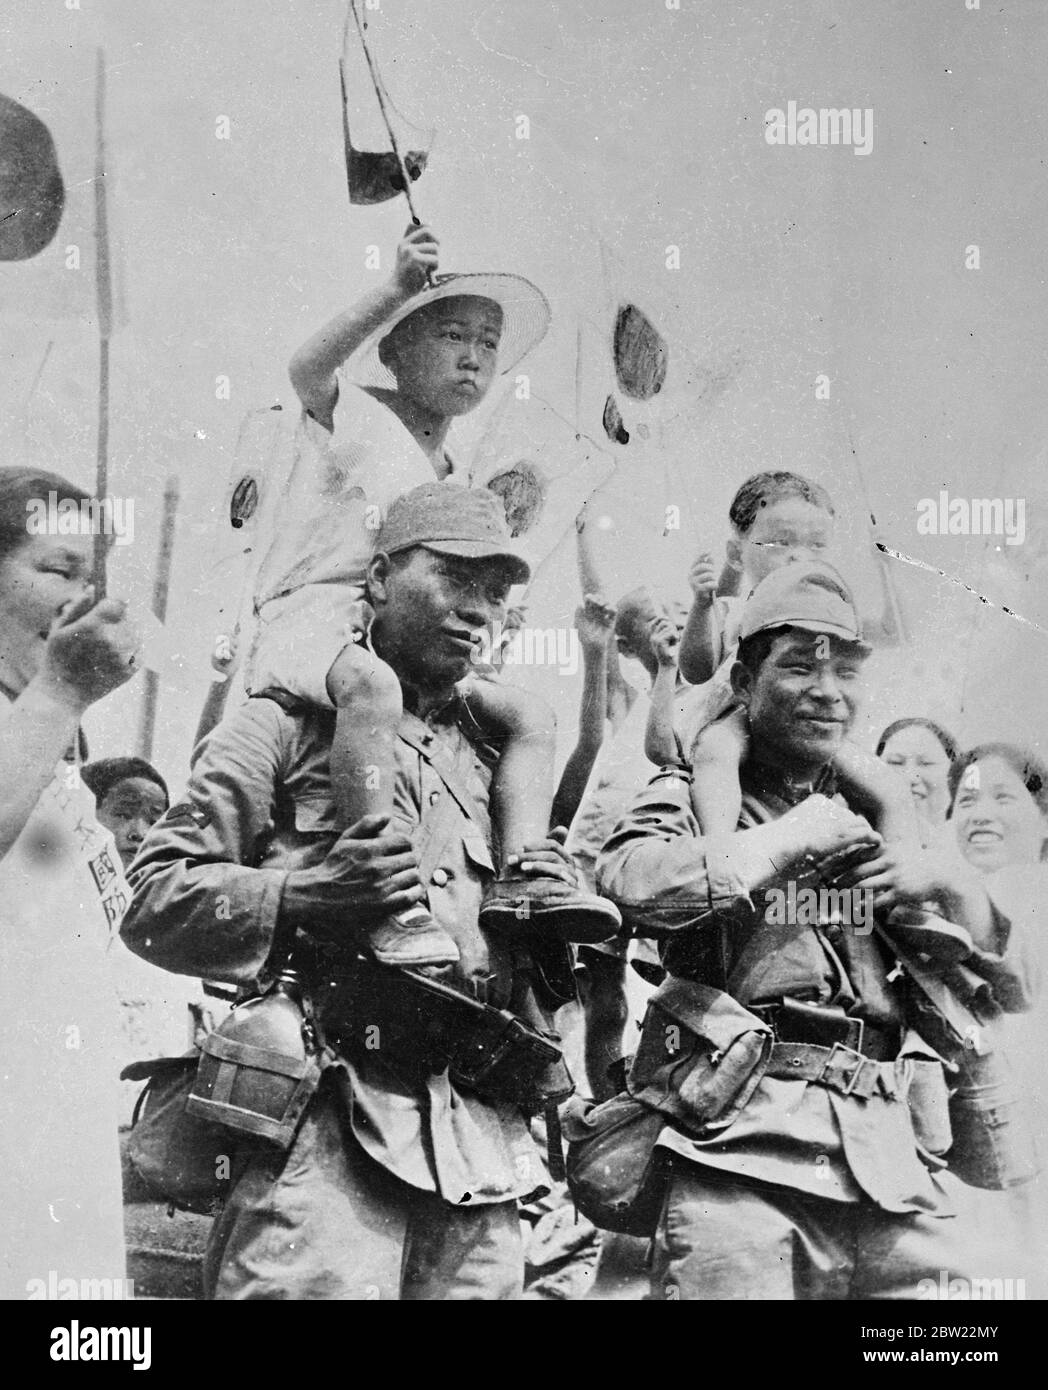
[346,271,552,389]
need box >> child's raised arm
[551,594,617,830]
[643,615,683,766]
[678,551,721,685]
[288,223,439,431]
[574,497,635,732]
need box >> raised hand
[574,593,617,653]
[391,223,439,297]
[648,613,681,669]
[688,552,718,605]
[40,589,141,711]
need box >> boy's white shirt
[252,382,467,608]
[243,384,468,705]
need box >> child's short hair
[613,587,654,656]
[729,471,835,536]
[81,756,169,807]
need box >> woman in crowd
[949,742,1048,877]
[948,741,1048,1293]
[875,716,959,836]
[0,467,140,1298]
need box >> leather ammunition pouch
[626,976,773,1136]
[316,958,572,1112]
[750,998,899,1060]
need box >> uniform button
[429,790,442,806]
[431,868,449,887]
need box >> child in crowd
[649,471,915,843]
[81,756,169,869]
[245,223,618,969]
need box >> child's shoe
[366,904,461,968]
[479,876,621,943]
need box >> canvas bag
[563,1092,669,1237]
[626,976,773,1135]
[122,1053,249,1215]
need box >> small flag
[339,3,434,206]
[613,303,668,401]
[0,46,127,328]
[0,93,65,261]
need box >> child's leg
[473,681,555,864]
[688,707,749,838]
[327,643,401,829]
[467,680,620,943]
[327,643,459,968]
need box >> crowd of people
[1,223,1044,1301]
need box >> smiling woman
[876,717,959,830]
[946,742,1048,1287]
[948,743,1048,873]
[0,466,141,1299]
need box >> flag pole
[345,1,422,223]
[137,475,180,762]
[92,47,113,598]
[343,1,435,286]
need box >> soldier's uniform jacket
[121,689,545,1206]
[597,762,1036,1214]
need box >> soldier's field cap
[739,560,871,652]
[375,481,531,585]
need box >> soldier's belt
[763,1041,940,1101]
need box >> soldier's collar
[399,680,465,724]
[359,621,463,725]
[743,756,837,808]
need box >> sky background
[2,0,1048,795]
